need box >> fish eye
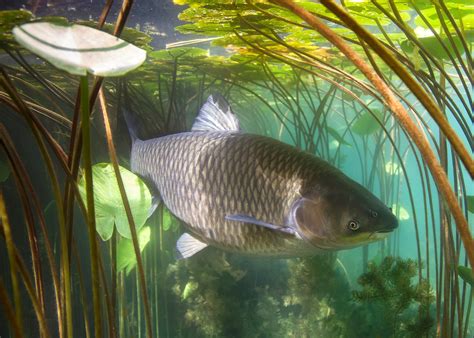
[348,220,360,231]
[370,210,378,218]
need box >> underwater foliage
[78,163,152,240]
[165,252,436,338]
[0,0,472,337]
[352,256,435,337]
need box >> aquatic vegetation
[457,266,474,287]
[78,163,152,240]
[0,0,472,337]
[117,226,151,274]
[352,256,435,337]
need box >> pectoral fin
[225,214,296,235]
[176,233,208,259]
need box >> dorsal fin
[191,94,240,132]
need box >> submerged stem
[80,75,102,338]
[0,191,24,337]
[99,87,153,338]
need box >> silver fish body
[127,95,398,258]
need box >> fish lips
[373,219,399,235]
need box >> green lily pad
[352,110,383,135]
[400,35,464,61]
[0,10,33,46]
[116,226,151,275]
[78,163,152,241]
[13,22,146,76]
[457,266,474,286]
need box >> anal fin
[176,233,208,259]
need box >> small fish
[125,94,398,258]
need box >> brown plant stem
[0,124,62,337]
[0,280,22,338]
[99,86,153,338]
[0,67,72,338]
[0,222,52,337]
[0,190,24,337]
[269,0,473,269]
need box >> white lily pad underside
[13,22,146,76]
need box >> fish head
[291,177,398,250]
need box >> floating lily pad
[116,226,151,275]
[78,163,152,241]
[13,22,146,76]
[457,266,473,286]
[400,35,464,61]
[0,10,33,46]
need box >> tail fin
[120,81,140,144]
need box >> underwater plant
[0,0,472,337]
[352,256,435,337]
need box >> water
[0,1,472,337]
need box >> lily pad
[116,226,151,275]
[13,22,146,76]
[352,110,383,135]
[457,266,473,286]
[0,10,33,46]
[78,163,152,241]
[400,35,464,61]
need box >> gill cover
[290,197,332,245]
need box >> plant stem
[0,190,24,337]
[80,75,102,338]
[99,87,153,338]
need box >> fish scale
[131,131,321,255]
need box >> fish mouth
[376,229,395,234]
[368,228,394,240]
